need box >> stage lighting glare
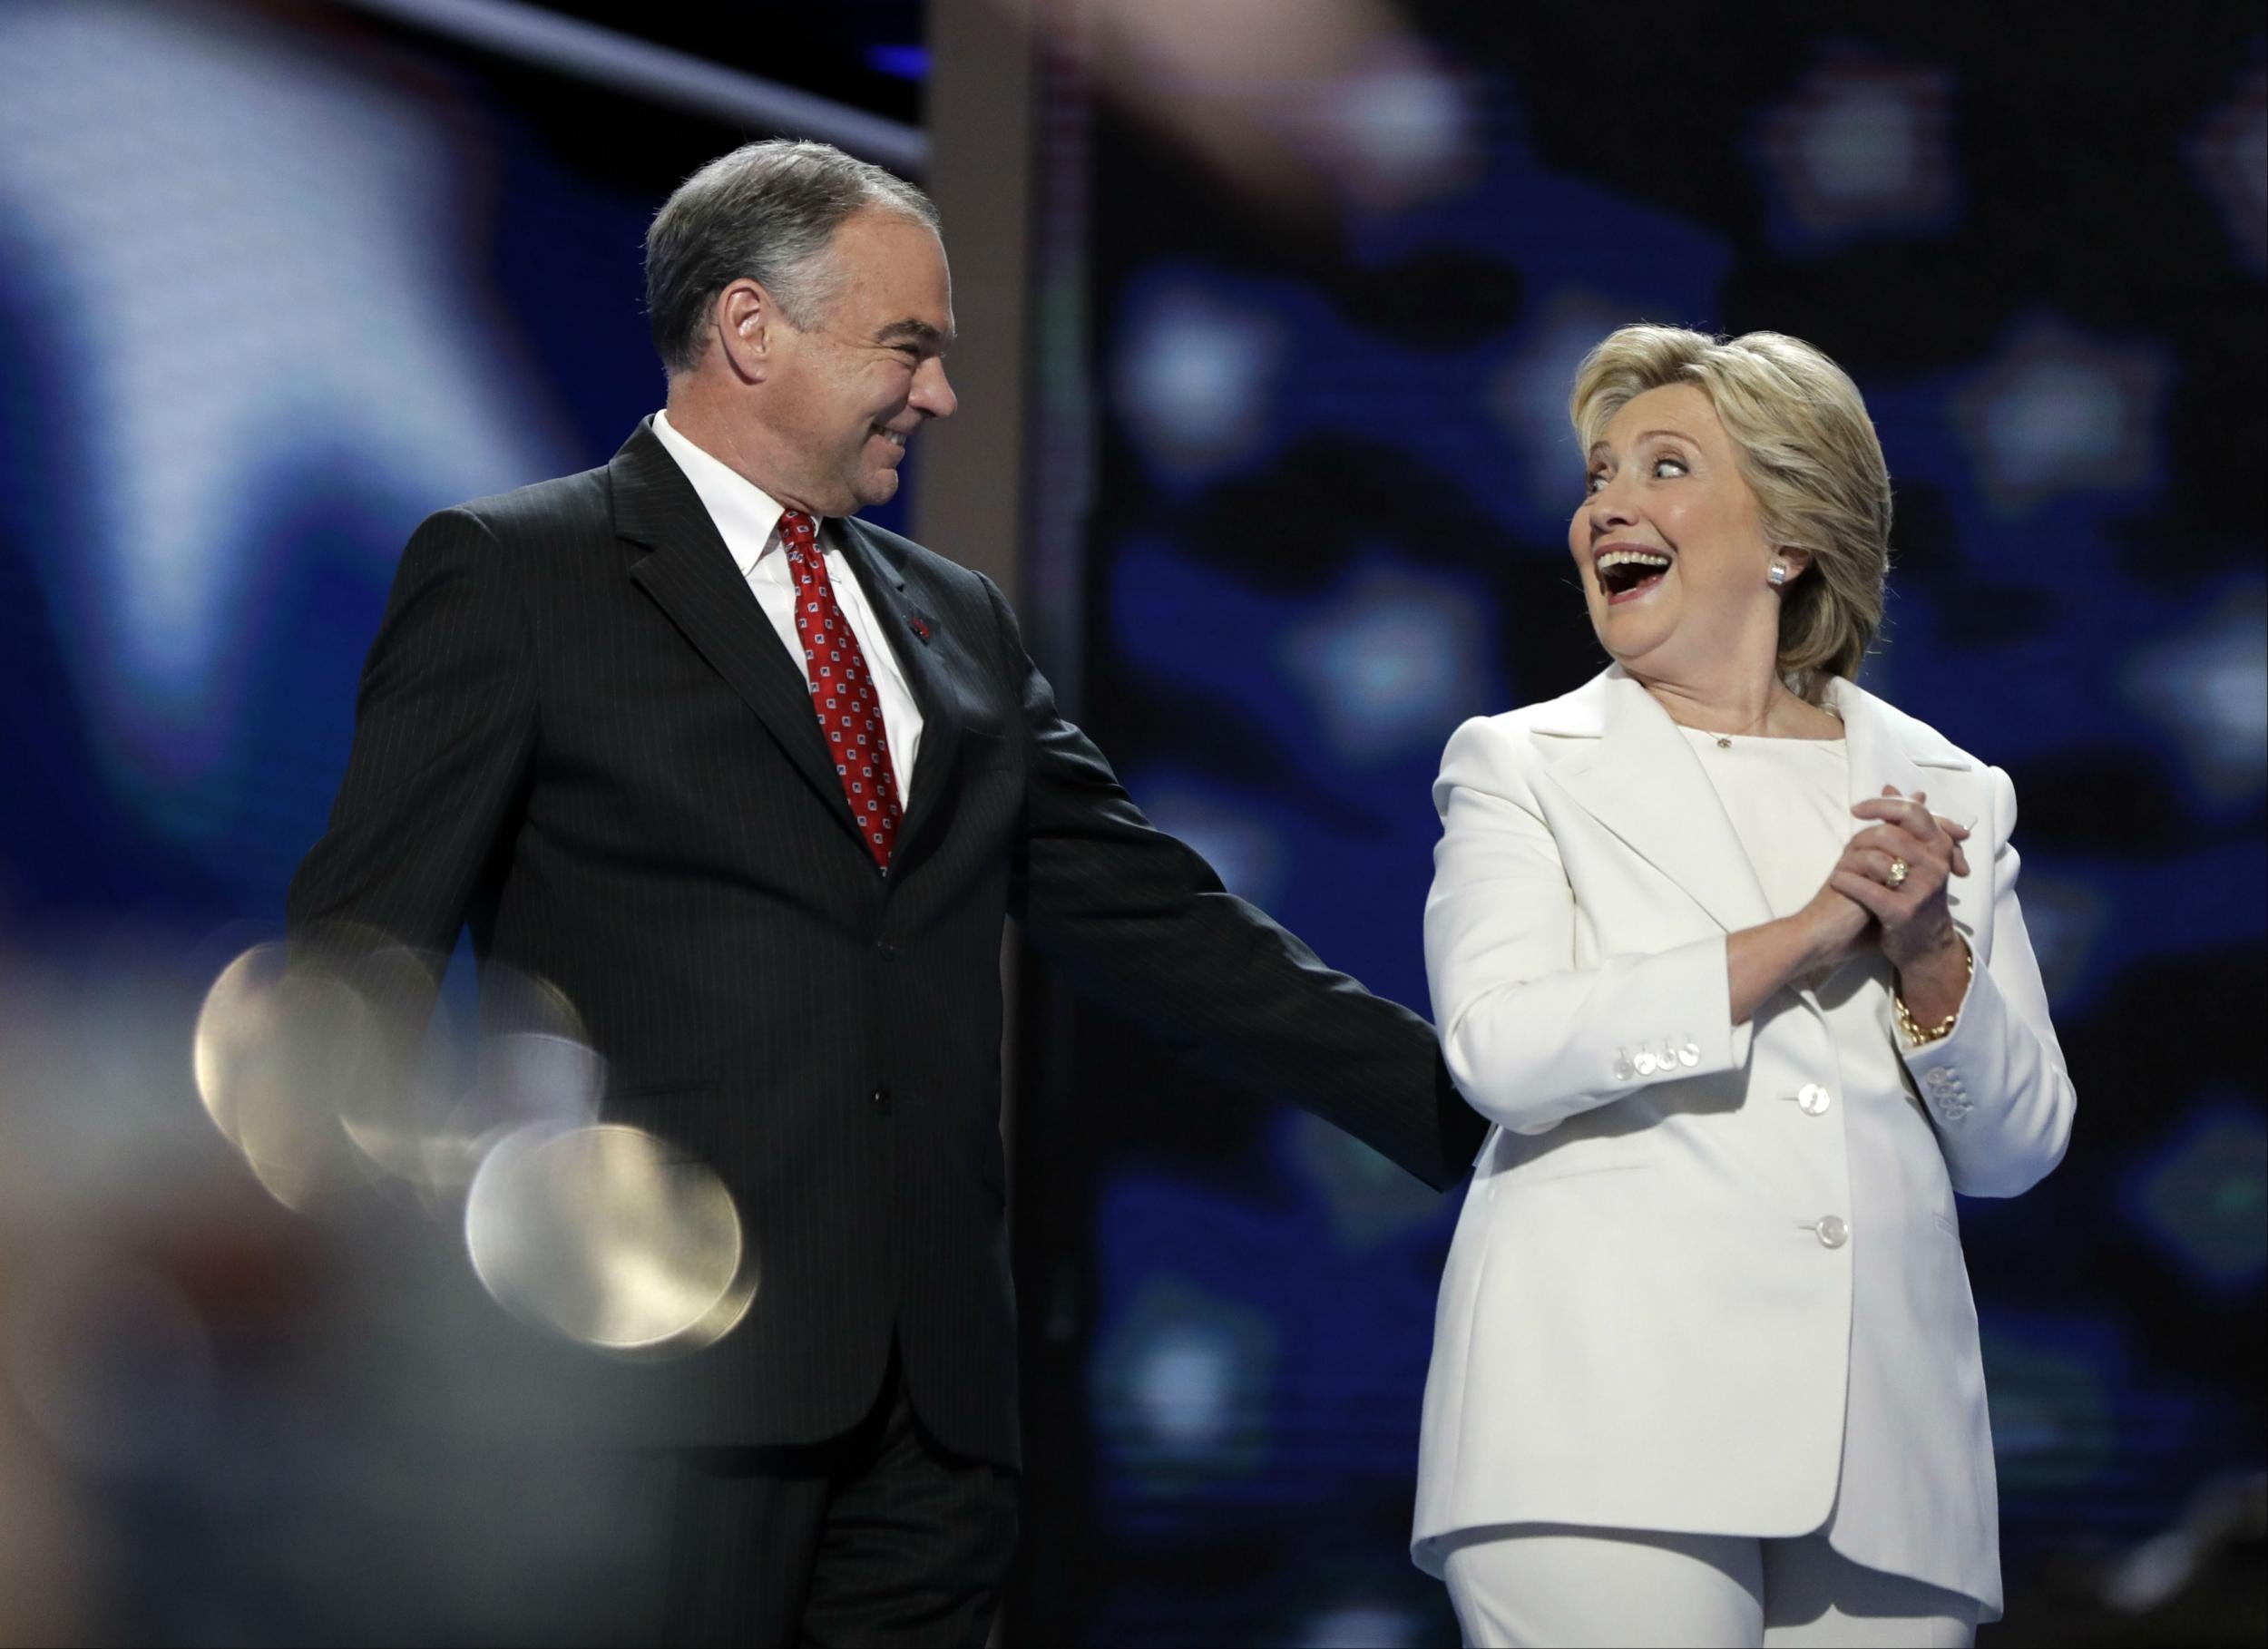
[2124,589,2268,804]
[2100,1470,2268,1615]
[196,942,614,1213]
[1094,1275,1280,1491]
[1752,54,1957,251]
[194,942,278,1132]
[2124,1098,2268,1293]
[406,977,611,1201]
[1280,561,1487,762]
[0,0,563,814]
[2190,66,2267,275]
[464,1123,754,1358]
[1314,58,1471,211]
[326,942,462,1187]
[1800,83,1931,201]
[1951,317,2166,513]
[474,1030,609,1120]
[193,942,398,1210]
[1135,1330,1237,1450]
[2000,874,2105,1013]
[1125,781,1287,909]
[1300,1600,1424,1648]
[1115,284,1284,481]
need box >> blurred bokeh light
[464,1121,755,1357]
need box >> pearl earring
[1768,562,1788,587]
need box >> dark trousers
[653,1348,1019,1647]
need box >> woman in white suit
[1414,325,2075,1647]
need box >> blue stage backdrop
[1021,7,2266,1644]
[0,1,918,937]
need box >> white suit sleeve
[1425,717,1753,1137]
[1898,765,2076,1197]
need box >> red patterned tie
[780,511,903,870]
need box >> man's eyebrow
[875,317,953,348]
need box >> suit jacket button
[1797,1083,1832,1116]
[1815,1215,1849,1249]
[871,1087,891,1112]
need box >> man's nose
[913,357,957,421]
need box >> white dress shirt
[1675,727,1852,922]
[650,408,923,807]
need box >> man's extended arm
[983,577,1483,1191]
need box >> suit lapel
[1540,669,1980,934]
[1833,677,1928,819]
[1827,675,1980,840]
[836,517,963,868]
[611,424,865,854]
[1543,668,1776,934]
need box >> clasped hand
[1805,787,1970,972]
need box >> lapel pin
[905,610,934,643]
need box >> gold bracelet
[1894,942,1974,1048]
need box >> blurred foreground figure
[288,138,1481,1645]
[1415,327,2077,1646]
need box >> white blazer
[1412,666,2075,1620]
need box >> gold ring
[1886,856,1910,890]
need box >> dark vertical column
[923,4,1100,1643]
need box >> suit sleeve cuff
[1898,943,1987,1125]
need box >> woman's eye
[1585,471,1608,494]
[1652,454,1687,478]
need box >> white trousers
[1442,1526,1980,1649]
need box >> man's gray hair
[645,139,940,377]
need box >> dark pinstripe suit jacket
[288,420,1482,1464]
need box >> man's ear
[713,279,775,382]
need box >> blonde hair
[1569,324,1892,698]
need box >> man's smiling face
[756,208,958,516]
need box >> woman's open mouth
[1596,547,1671,605]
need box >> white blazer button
[1797,1083,1832,1115]
[1816,1215,1849,1249]
[1633,1050,1657,1075]
[1677,1039,1701,1067]
[1613,1054,1636,1081]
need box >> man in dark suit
[288,138,1481,1645]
